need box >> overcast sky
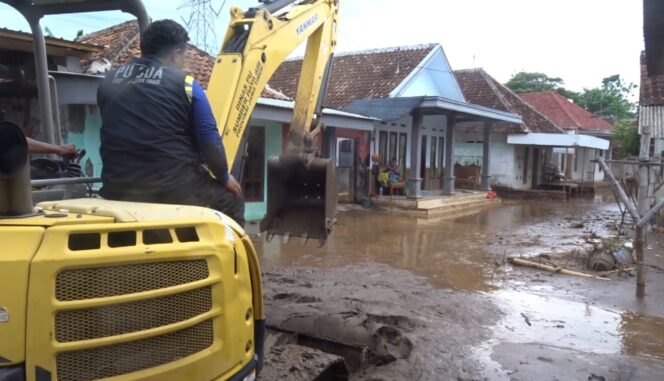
[0,0,644,93]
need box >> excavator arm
[207,0,341,244]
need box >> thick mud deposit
[250,195,664,380]
[261,265,500,380]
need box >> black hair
[140,19,190,57]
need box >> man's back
[98,57,199,192]
[95,19,244,226]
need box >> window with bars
[242,126,265,202]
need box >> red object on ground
[487,190,497,200]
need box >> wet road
[254,195,617,291]
[249,195,664,378]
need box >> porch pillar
[407,111,423,199]
[443,114,456,195]
[481,120,492,191]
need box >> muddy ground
[248,194,664,381]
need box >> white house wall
[569,148,605,182]
[489,133,517,188]
[514,146,536,189]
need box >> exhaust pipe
[0,121,34,217]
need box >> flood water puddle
[490,289,622,354]
[475,287,664,379]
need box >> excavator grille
[56,319,214,381]
[53,259,215,380]
[55,259,209,301]
[55,287,212,342]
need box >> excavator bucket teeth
[260,155,337,243]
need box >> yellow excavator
[0,0,340,380]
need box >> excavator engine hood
[261,155,337,244]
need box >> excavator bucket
[260,155,337,244]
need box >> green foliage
[505,72,565,93]
[76,30,84,39]
[44,26,55,37]
[574,75,636,120]
[612,120,640,158]
[505,71,581,102]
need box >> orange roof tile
[519,91,613,132]
[454,68,563,134]
[78,20,215,88]
[268,44,437,108]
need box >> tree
[612,120,640,158]
[505,72,566,93]
[575,75,636,120]
[505,71,581,102]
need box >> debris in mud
[508,257,610,281]
[261,265,501,381]
[261,343,349,381]
[520,313,532,326]
[507,235,636,280]
[570,222,586,229]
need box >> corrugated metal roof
[639,105,664,138]
[256,97,376,120]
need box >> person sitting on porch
[388,158,403,184]
[377,164,389,195]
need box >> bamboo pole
[508,257,610,281]
[635,127,652,298]
[596,157,640,221]
[638,197,664,228]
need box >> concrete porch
[372,190,500,217]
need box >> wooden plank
[508,257,610,281]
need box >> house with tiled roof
[453,68,562,190]
[270,44,524,196]
[271,43,610,197]
[517,91,614,187]
[454,69,609,191]
[270,44,457,109]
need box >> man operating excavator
[97,19,245,225]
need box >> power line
[178,0,227,53]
